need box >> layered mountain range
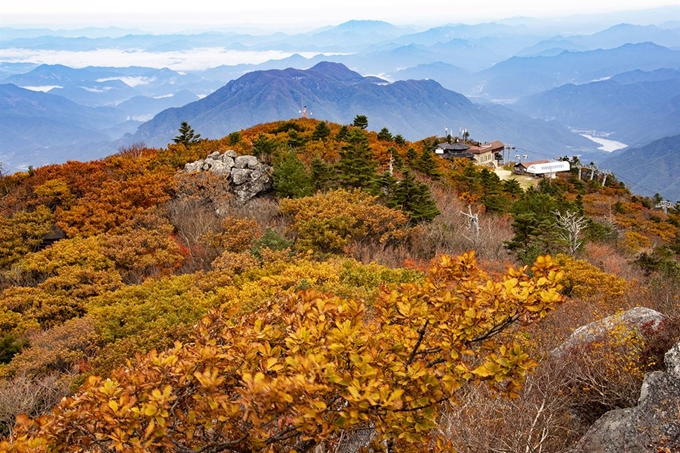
[2,11,680,199]
[126,62,596,157]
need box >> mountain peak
[308,62,363,82]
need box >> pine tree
[252,133,277,159]
[336,128,378,191]
[388,170,440,223]
[388,147,404,171]
[394,134,406,146]
[377,127,393,141]
[335,125,350,141]
[173,121,201,146]
[310,157,336,193]
[311,121,331,141]
[273,152,313,199]
[352,115,368,129]
[415,148,440,179]
[405,147,418,167]
[377,171,398,204]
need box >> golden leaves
[4,253,563,453]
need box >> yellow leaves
[3,252,563,453]
[193,368,225,389]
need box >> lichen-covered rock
[181,152,272,204]
[572,341,680,452]
[551,307,667,358]
[230,168,250,185]
[209,160,231,176]
[232,167,273,204]
[183,161,202,173]
[235,155,259,169]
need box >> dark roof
[437,142,470,151]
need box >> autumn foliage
[2,252,564,452]
[1,118,680,451]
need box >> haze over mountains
[2,6,680,199]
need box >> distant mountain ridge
[127,62,597,159]
[477,42,680,100]
[511,69,680,146]
[601,134,680,201]
[0,83,131,170]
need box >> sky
[2,0,679,30]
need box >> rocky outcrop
[551,307,668,358]
[183,150,273,204]
[571,341,680,452]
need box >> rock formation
[183,150,273,204]
[572,340,680,452]
[551,307,668,358]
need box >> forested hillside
[1,117,679,452]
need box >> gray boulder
[572,341,680,452]
[232,166,273,204]
[209,160,231,176]
[183,161,202,173]
[181,152,272,205]
[235,155,259,169]
[230,168,250,186]
[551,307,668,358]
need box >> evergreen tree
[311,121,331,141]
[505,188,567,264]
[310,157,336,193]
[479,168,508,213]
[405,147,419,167]
[335,125,350,141]
[388,147,404,170]
[388,170,440,223]
[227,131,241,146]
[336,128,378,191]
[287,129,306,149]
[377,171,398,204]
[173,121,201,146]
[377,127,393,141]
[415,148,440,179]
[252,133,277,160]
[272,152,313,199]
[394,134,406,146]
[352,115,368,129]
[502,178,523,197]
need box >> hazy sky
[2,0,678,30]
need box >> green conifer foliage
[273,152,313,199]
[388,170,440,223]
[405,147,419,166]
[335,125,350,142]
[336,128,378,191]
[377,127,393,141]
[388,147,404,170]
[352,114,368,129]
[310,157,336,193]
[252,133,277,159]
[311,121,331,141]
[173,122,201,147]
[415,149,440,179]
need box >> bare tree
[554,210,587,255]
